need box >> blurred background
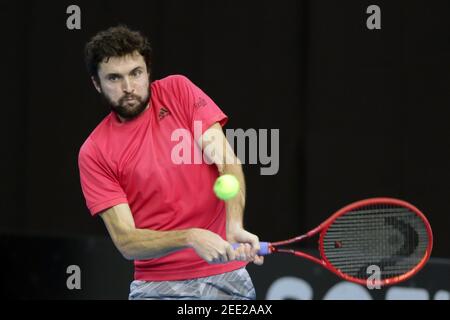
[1,0,449,299]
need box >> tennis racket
[234,198,433,287]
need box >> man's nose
[122,77,134,93]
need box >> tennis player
[78,25,263,300]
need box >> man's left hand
[227,228,264,265]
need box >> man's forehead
[99,52,145,74]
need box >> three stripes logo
[194,97,207,109]
[158,107,170,120]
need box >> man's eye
[131,70,142,77]
[108,75,119,81]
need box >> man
[78,25,263,300]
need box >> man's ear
[91,76,102,93]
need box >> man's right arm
[99,203,238,263]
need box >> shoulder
[78,114,112,161]
[152,74,194,94]
[157,74,191,85]
[78,136,98,163]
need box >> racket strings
[322,204,429,280]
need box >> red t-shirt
[78,75,246,280]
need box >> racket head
[318,197,433,286]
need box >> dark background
[1,0,449,298]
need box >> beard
[102,89,151,120]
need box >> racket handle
[232,242,271,256]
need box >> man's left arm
[199,122,264,265]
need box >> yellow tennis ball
[213,174,240,200]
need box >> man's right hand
[187,228,236,264]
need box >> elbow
[120,247,135,260]
[115,234,137,261]
[122,253,135,261]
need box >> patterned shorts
[129,267,256,300]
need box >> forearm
[119,227,193,260]
[221,163,246,233]
[221,164,262,263]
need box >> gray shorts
[129,267,256,300]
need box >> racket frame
[269,197,433,286]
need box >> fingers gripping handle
[232,242,271,256]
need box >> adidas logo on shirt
[158,107,170,120]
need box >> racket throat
[275,248,325,266]
[272,234,309,247]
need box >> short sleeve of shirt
[78,138,128,216]
[170,75,228,135]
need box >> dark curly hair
[84,25,152,80]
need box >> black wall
[1,0,449,271]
